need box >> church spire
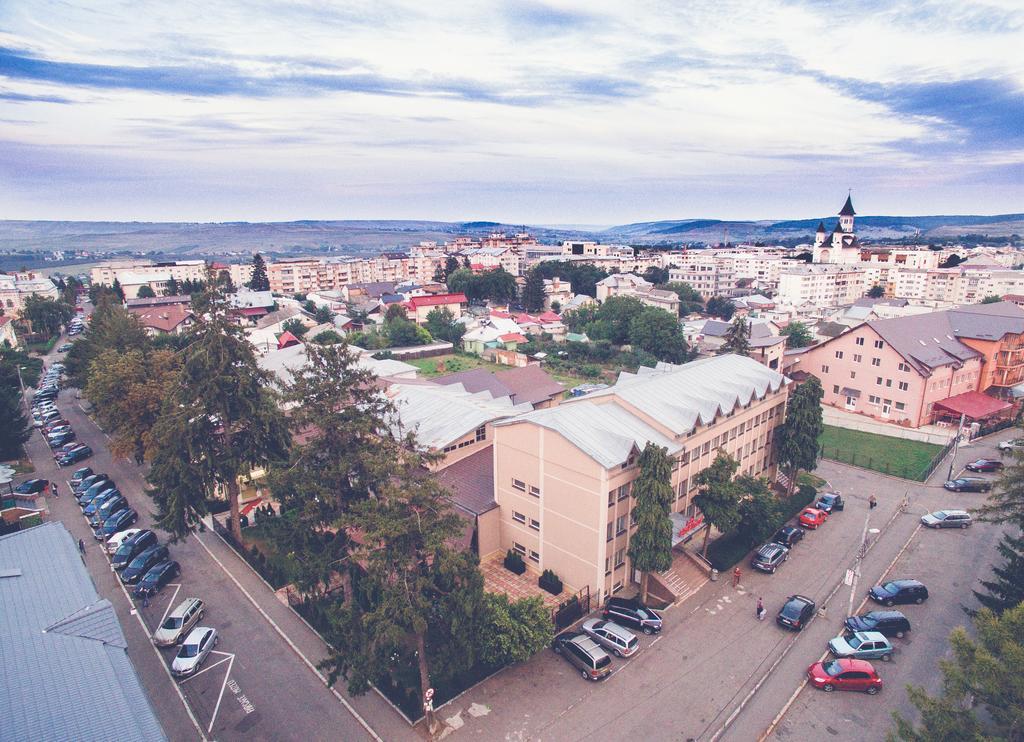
[839,194,856,217]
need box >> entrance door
[881,401,891,418]
[846,395,857,410]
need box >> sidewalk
[195,522,421,742]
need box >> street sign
[424,687,435,701]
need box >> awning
[840,387,861,398]
[933,391,1012,421]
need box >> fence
[552,585,591,630]
[818,439,954,482]
[920,438,957,482]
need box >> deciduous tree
[627,443,675,603]
[694,452,741,557]
[776,376,824,495]
[735,475,781,547]
[662,282,704,315]
[780,321,813,348]
[21,295,73,339]
[135,285,156,299]
[867,284,885,298]
[706,296,735,320]
[476,593,553,667]
[628,307,689,363]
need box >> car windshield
[128,553,152,569]
[781,602,803,619]
[162,616,183,630]
[114,543,134,558]
[859,614,879,627]
[879,582,898,594]
[822,660,843,677]
[635,607,656,620]
[933,511,947,519]
[846,635,863,649]
[178,643,200,659]
[142,571,160,584]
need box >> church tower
[838,194,856,234]
[814,221,826,247]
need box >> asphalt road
[439,430,1016,742]
[19,332,385,741]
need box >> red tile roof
[500,333,528,343]
[933,391,1012,421]
[126,304,193,333]
[277,330,301,349]
[407,293,468,309]
[537,311,561,323]
[236,306,268,316]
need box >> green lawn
[818,425,945,481]
[406,353,590,392]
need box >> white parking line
[179,650,234,684]
[207,652,236,734]
[158,584,182,629]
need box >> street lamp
[16,365,28,410]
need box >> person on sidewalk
[732,566,742,588]
[756,597,765,621]
[869,495,878,510]
[78,538,85,556]
[51,483,59,498]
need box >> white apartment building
[266,254,443,295]
[0,272,59,316]
[90,259,208,289]
[776,264,868,307]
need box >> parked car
[83,488,120,516]
[52,442,82,460]
[153,598,206,647]
[997,438,1024,452]
[815,492,845,513]
[828,631,894,661]
[777,595,816,631]
[105,528,142,554]
[56,343,73,352]
[13,478,49,495]
[750,542,790,574]
[551,631,613,681]
[172,627,219,678]
[944,477,992,493]
[59,445,93,466]
[772,526,805,548]
[69,467,94,486]
[845,610,911,638]
[96,509,139,540]
[602,596,663,635]
[89,495,128,528]
[78,480,114,506]
[798,507,828,529]
[47,431,76,448]
[806,658,882,694]
[581,618,640,658]
[965,458,1003,473]
[75,474,110,496]
[134,560,180,598]
[869,579,929,606]
[112,530,159,569]
[921,510,973,529]
[121,545,170,584]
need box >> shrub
[504,549,526,575]
[538,569,563,595]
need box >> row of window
[608,482,632,507]
[854,337,885,349]
[678,405,783,465]
[442,425,488,454]
[604,548,627,575]
[511,511,541,530]
[606,511,638,541]
[511,542,540,563]
[510,479,541,497]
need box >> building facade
[0,272,59,316]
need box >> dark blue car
[97,508,138,540]
[121,545,170,585]
[83,489,120,516]
[134,560,181,598]
[112,530,159,570]
[59,446,92,466]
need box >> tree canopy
[775,376,824,494]
[867,284,885,298]
[135,285,157,299]
[627,443,675,603]
[706,296,735,320]
[447,268,517,303]
[529,260,609,297]
[694,452,741,557]
[720,316,751,356]
[521,268,546,313]
[628,307,690,363]
[661,282,704,315]
[249,252,270,291]
[21,295,73,339]
[780,321,813,348]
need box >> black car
[772,526,805,548]
[83,489,120,517]
[13,478,49,495]
[815,493,845,513]
[134,560,181,598]
[868,579,929,606]
[69,467,94,486]
[777,594,816,631]
[97,509,138,540]
[112,530,159,570]
[75,475,110,496]
[750,542,789,574]
[89,495,128,529]
[602,596,663,634]
[121,545,171,585]
[59,446,93,466]
[943,477,992,493]
[844,610,912,639]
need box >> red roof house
[277,330,302,349]
[406,293,469,324]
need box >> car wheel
[643,626,653,635]
[822,683,834,692]
[580,669,589,680]
[914,597,924,604]
[961,523,969,529]
[881,653,891,661]
[895,630,905,638]
[866,686,879,695]
[614,649,622,658]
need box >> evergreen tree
[976,453,1024,525]
[147,283,289,540]
[867,284,885,298]
[444,256,460,279]
[164,276,180,296]
[706,296,735,320]
[776,376,824,495]
[627,443,675,603]
[693,452,741,557]
[136,285,156,299]
[735,475,782,546]
[720,316,751,356]
[522,268,546,313]
[249,252,270,291]
[973,528,1024,614]
[111,277,125,302]
[0,386,31,460]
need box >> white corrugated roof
[390,383,531,449]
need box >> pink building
[790,302,1024,427]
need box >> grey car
[153,598,206,647]
[581,618,640,658]
[552,631,613,680]
[921,509,972,529]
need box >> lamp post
[946,412,968,483]
[16,365,28,410]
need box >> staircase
[653,550,709,604]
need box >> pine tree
[111,277,125,303]
[627,443,675,603]
[164,276,180,296]
[693,452,741,557]
[976,452,1024,525]
[522,268,546,313]
[973,528,1024,614]
[249,253,270,291]
[776,376,824,495]
[0,386,31,460]
[720,316,751,356]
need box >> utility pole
[847,509,871,617]
[946,412,967,482]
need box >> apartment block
[776,264,868,308]
[0,272,59,316]
[492,355,788,603]
[90,259,208,289]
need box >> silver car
[581,618,640,658]
[171,626,218,677]
[921,509,972,529]
[153,598,205,647]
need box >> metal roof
[0,522,167,742]
[390,382,532,449]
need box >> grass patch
[797,471,827,489]
[818,425,944,481]
[26,336,58,355]
[1,457,34,474]
[406,353,591,392]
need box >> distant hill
[0,212,1019,257]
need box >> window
[680,450,691,465]
[850,371,856,379]
[895,402,906,411]
[616,515,627,535]
[834,350,844,359]
[474,425,486,442]
[529,518,540,531]
[618,483,631,501]
[612,581,624,593]
[442,444,457,453]
[702,441,711,455]
[833,385,840,394]
[869,394,880,404]
[885,379,892,387]
[614,548,625,568]
[608,492,615,508]
[730,427,738,441]
[853,354,862,363]
[821,364,830,373]
[513,542,526,555]
[605,557,611,576]
[856,336,865,346]
[871,357,881,366]
[898,362,910,372]
[529,485,540,498]
[898,381,909,391]
[876,377,883,385]
[511,479,526,491]
[529,550,540,563]
[874,340,884,349]
[607,522,614,542]
[512,511,526,524]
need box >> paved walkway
[480,551,563,608]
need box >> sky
[0,0,1022,224]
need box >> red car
[965,458,1003,473]
[798,507,828,529]
[807,658,882,694]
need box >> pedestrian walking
[756,597,765,621]
[869,495,878,510]
[51,483,59,498]
[732,566,742,588]
[78,538,85,556]
[142,594,150,609]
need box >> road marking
[650,636,663,647]
[207,651,236,734]
[179,651,234,684]
[193,529,383,742]
[158,583,182,629]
